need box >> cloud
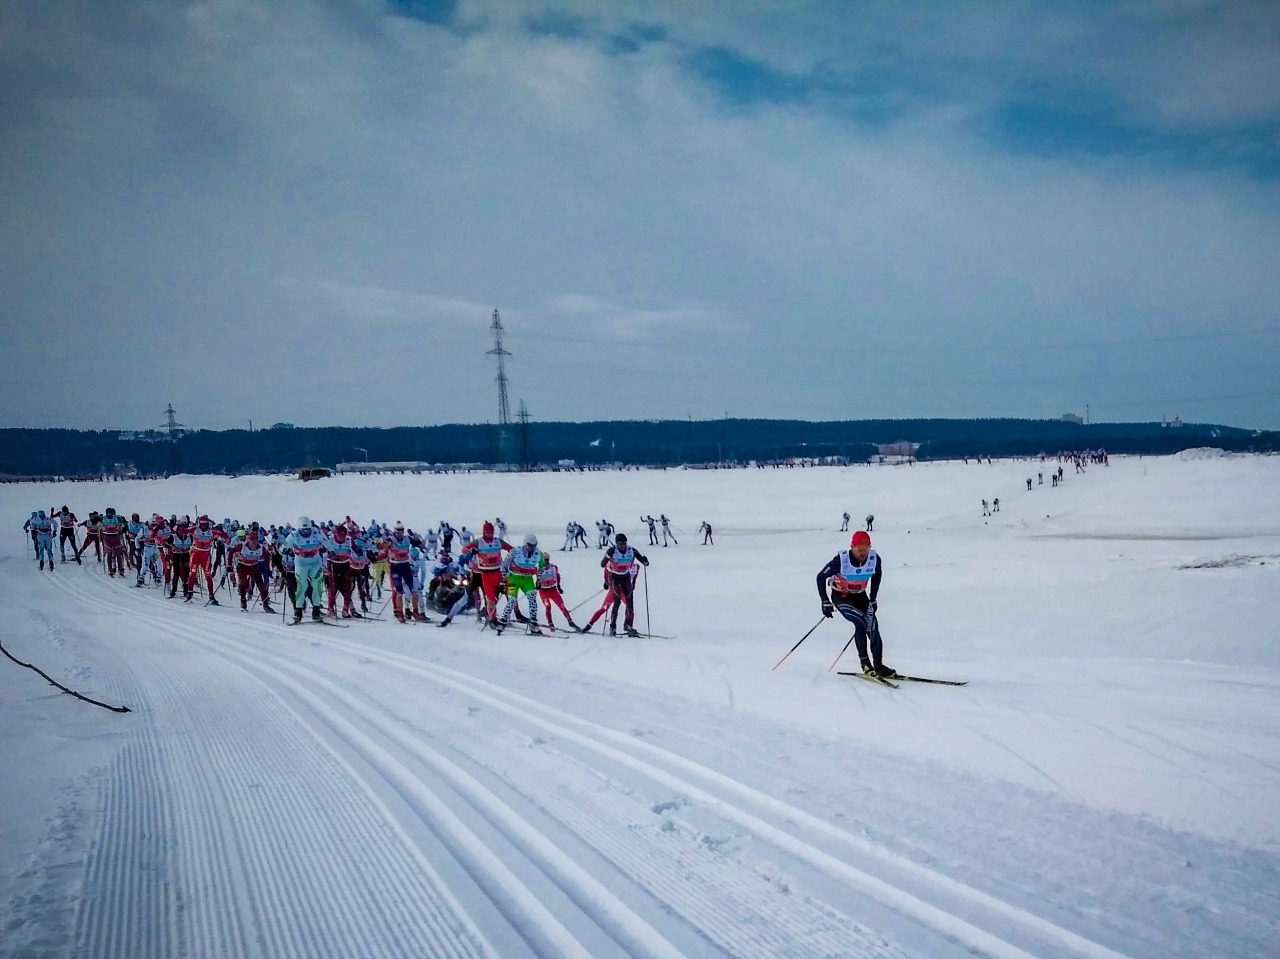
[0,0,1277,431]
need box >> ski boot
[527,625,543,636]
[293,607,304,624]
[873,663,899,679]
[608,625,617,637]
[360,602,369,613]
[624,627,641,638]
[413,611,428,622]
[436,617,452,628]
[241,599,249,611]
[135,580,144,588]
[312,606,323,622]
[394,610,406,623]
[208,596,220,606]
[39,561,44,571]
[262,602,275,614]
[567,620,581,632]
[860,659,875,676]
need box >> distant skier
[816,530,895,678]
[387,522,426,623]
[865,514,874,532]
[233,529,274,613]
[99,508,128,577]
[981,499,990,517]
[992,498,1000,513]
[596,520,609,549]
[423,526,439,560]
[1037,472,1043,486]
[168,521,193,599]
[458,526,474,549]
[1026,478,1033,491]
[644,514,659,545]
[699,521,714,545]
[660,514,676,546]
[562,520,576,551]
[439,521,455,554]
[840,512,850,532]
[574,522,589,548]
[495,517,507,541]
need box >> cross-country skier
[348,541,372,613]
[458,526,474,549]
[55,507,79,562]
[135,521,164,588]
[865,514,874,532]
[574,522,589,548]
[76,511,102,563]
[168,521,194,599]
[840,512,850,532]
[285,516,327,623]
[126,512,145,570]
[324,524,360,618]
[815,530,895,678]
[699,521,714,545]
[500,534,545,634]
[644,515,659,545]
[472,520,513,626]
[99,508,128,577]
[424,526,439,559]
[31,511,55,570]
[387,522,425,622]
[536,554,579,631]
[188,517,218,599]
[596,520,609,549]
[233,529,275,613]
[495,517,507,541]
[594,533,649,637]
[562,520,576,551]
[992,497,1000,513]
[659,515,676,546]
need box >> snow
[2,454,1278,958]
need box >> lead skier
[815,530,896,678]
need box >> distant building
[1161,415,1183,428]
[271,422,295,430]
[1061,413,1084,425]
[876,440,919,457]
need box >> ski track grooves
[47,574,493,959]
[285,634,1135,959]
[59,571,1137,959]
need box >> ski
[893,674,968,686]
[837,671,900,688]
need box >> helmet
[236,528,247,539]
[37,509,46,518]
[246,528,259,540]
[539,553,549,568]
[851,531,872,549]
[482,521,494,536]
[298,515,311,529]
[394,521,405,531]
[524,533,538,547]
[198,514,209,523]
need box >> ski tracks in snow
[51,570,1143,959]
[46,573,492,959]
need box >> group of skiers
[22,507,659,637]
[25,491,912,673]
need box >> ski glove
[821,600,834,618]
[641,559,650,566]
[866,600,877,615]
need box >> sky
[2,0,1278,431]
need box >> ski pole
[827,635,855,672]
[771,617,825,671]
[643,565,651,637]
[568,587,604,614]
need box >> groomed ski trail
[56,569,1145,959]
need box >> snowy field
[2,453,1278,959]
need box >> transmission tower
[487,309,512,426]
[159,403,187,474]
[517,399,531,471]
